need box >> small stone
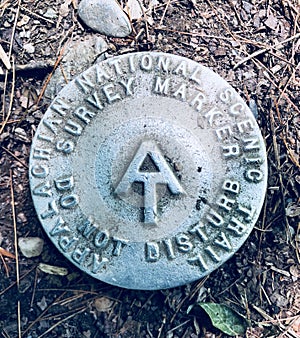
[126,0,144,20]
[45,35,108,99]
[94,297,114,312]
[37,296,48,311]
[18,237,44,258]
[44,7,57,19]
[17,15,30,27]
[23,43,35,54]
[14,127,30,142]
[78,0,132,37]
[286,202,300,217]
[264,13,278,30]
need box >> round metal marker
[29,52,267,290]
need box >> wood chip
[270,265,291,277]
[0,44,11,70]
[38,263,68,275]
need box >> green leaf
[190,302,248,336]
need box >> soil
[0,0,300,337]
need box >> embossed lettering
[188,254,208,271]
[50,98,70,116]
[245,169,263,183]
[216,125,233,141]
[112,238,127,256]
[223,144,240,157]
[214,232,232,251]
[222,179,240,194]
[72,247,91,264]
[145,242,159,262]
[55,175,74,191]
[59,236,78,252]
[128,55,136,72]
[227,217,247,236]
[205,245,221,262]
[77,220,97,239]
[154,76,170,95]
[175,234,193,252]
[109,59,122,75]
[94,230,109,249]
[102,83,121,103]
[64,120,83,136]
[60,194,79,209]
[230,102,245,116]
[140,55,153,71]
[86,91,104,110]
[237,119,254,133]
[243,137,260,151]
[189,222,208,242]
[173,83,187,100]
[237,204,255,222]
[43,119,62,134]
[31,164,49,178]
[163,239,175,259]
[173,61,187,76]
[37,134,54,143]
[205,107,223,126]
[217,195,235,211]
[119,77,134,96]
[56,139,74,154]
[91,254,108,273]
[50,217,70,236]
[190,91,206,112]
[74,106,96,124]
[206,208,224,227]
[76,73,95,93]
[95,65,110,83]
[33,148,51,160]
[41,200,58,219]
[157,56,171,72]
[190,67,201,84]
[33,181,52,197]
[219,88,234,103]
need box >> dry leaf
[59,0,72,17]
[286,202,300,217]
[0,247,16,259]
[17,15,30,27]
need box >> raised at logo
[115,141,185,225]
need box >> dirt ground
[0,0,300,337]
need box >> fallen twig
[37,306,87,338]
[0,56,15,135]
[1,146,29,169]
[18,301,21,338]
[233,32,300,69]
[20,5,55,24]
[10,169,19,289]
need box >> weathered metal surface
[29,52,268,290]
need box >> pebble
[23,43,35,54]
[78,0,132,37]
[43,7,57,19]
[45,35,108,99]
[18,237,44,258]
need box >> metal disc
[29,52,268,290]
